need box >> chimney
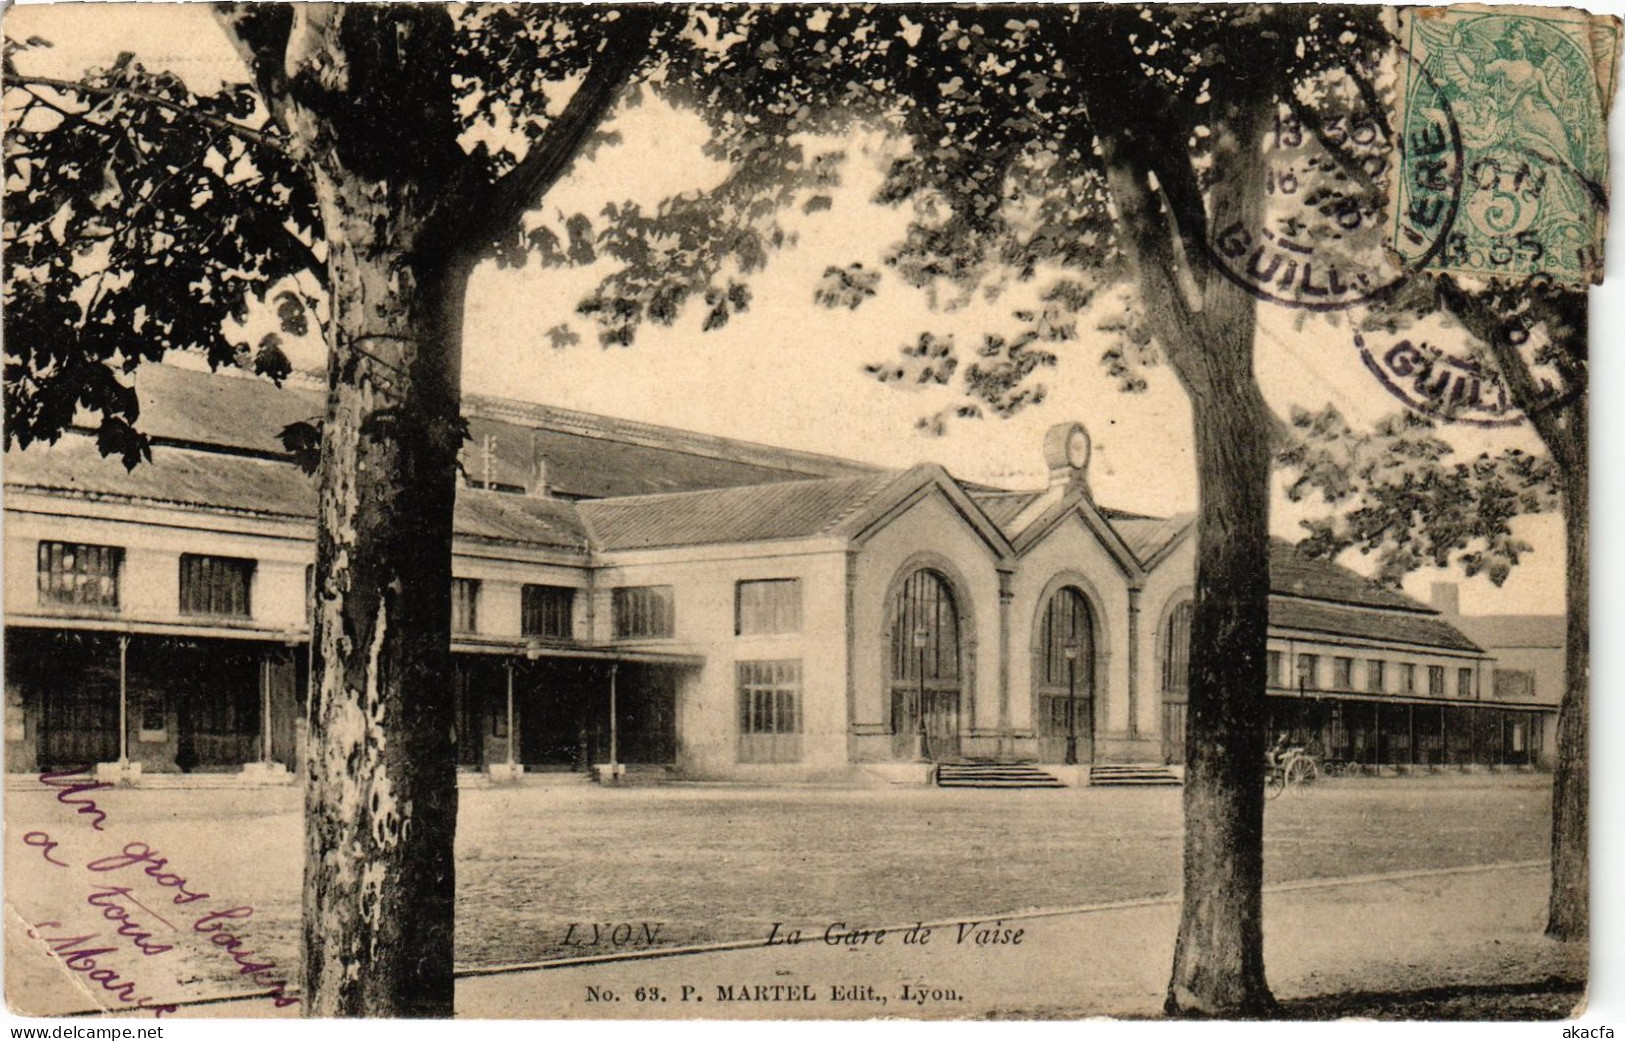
[1431,582,1460,616]
[529,431,550,498]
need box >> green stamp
[1397,9,1618,286]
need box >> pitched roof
[5,434,587,551]
[6,435,313,517]
[130,364,322,457]
[1115,513,1194,566]
[1269,597,1483,653]
[1268,539,1432,611]
[449,488,588,551]
[1453,614,1566,650]
[121,364,884,498]
[967,489,1043,531]
[578,472,898,551]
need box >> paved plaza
[5,775,1574,1018]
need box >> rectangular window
[737,660,802,764]
[1428,665,1446,696]
[37,541,123,609]
[736,579,803,636]
[522,585,575,639]
[452,578,480,634]
[614,586,675,639]
[1457,667,1474,699]
[1266,651,1285,688]
[1367,659,1386,693]
[1333,656,1354,690]
[1400,663,1417,694]
[179,554,254,618]
[1297,654,1319,690]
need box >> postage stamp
[1395,6,1620,286]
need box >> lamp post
[913,627,930,762]
[1064,642,1079,766]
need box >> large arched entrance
[1034,586,1096,764]
[889,568,963,761]
[1161,599,1194,765]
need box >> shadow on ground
[1273,975,1585,1020]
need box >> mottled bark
[303,188,470,1017]
[222,6,474,1017]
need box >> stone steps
[936,762,1068,789]
[1089,763,1183,787]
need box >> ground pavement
[76,860,1578,1020]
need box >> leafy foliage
[570,5,1390,429]
[3,38,320,466]
[1281,404,1559,586]
[1,6,705,461]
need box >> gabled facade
[3,367,1551,784]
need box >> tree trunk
[1155,87,1277,1018]
[301,170,471,1018]
[1547,409,1588,941]
[1164,337,1276,1016]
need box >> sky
[6,1,1606,616]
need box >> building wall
[848,491,1006,763]
[592,540,849,779]
[1480,645,1564,708]
[448,552,592,641]
[1007,514,1134,762]
[6,496,312,632]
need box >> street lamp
[1064,642,1080,766]
[913,627,930,761]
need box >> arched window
[1040,587,1093,687]
[888,569,963,760]
[1035,586,1095,764]
[890,569,961,686]
[1162,600,1194,693]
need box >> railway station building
[2,365,1555,784]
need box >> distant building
[1430,583,1564,767]
[2,366,1553,784]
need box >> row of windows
[38,540,810,643]
[1161,599,1478,700]
[451,577,808,640]
[1267,650,1474,698]
[40,545,1482,707]
[37,541,256,619]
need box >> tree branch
[446,7,662,257]
[1436,276,1580,473]
[211,3,298,146]
[1099,140,1203,368]
[8,73,290,157]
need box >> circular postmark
[1206,36,1464,311]
[1354,324,1579,428]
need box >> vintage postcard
[0,1,1616,1027]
